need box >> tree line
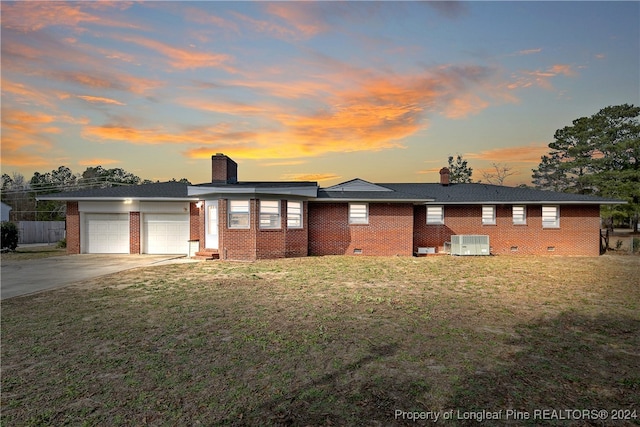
[447,104,639,230]
[1,166,190,221]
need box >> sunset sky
[2,1,638,187]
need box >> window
[426,206,444,224]
[228,200,250,229]
[287,201,303,228]
[542,205,560,228]
[349,203,368,224]
[482,205,496,225]
[260,200,281,229]
[512,206,526,225]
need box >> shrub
[57,238,67,249]
[1,222,19,251]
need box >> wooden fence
[17,221,65,244]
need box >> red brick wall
[66,201,80,255]
[129,212,140,254]
[219,199,258,261]
[285,201,309,258]
[413,204,601,256]
[308,202,414,256]
[199,201,207,252]
[216,199,310,260]
[190,202,200,241]
[256,200,285,259]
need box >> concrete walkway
[1,254,197,300]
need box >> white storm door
[205,200,219,250]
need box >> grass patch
[1,245,66,261]
[2,255,639,425]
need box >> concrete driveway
[1,254,196,300]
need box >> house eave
[188,186,318,198]
[424,200,626,205]
[313,198,434,203]
[37,196,199,202]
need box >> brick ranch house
[39,154,624,259]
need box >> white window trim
[426,205,444,225]
[287,201,303,229]
[482,205,496,225]
[228,200,250,229]
[542,205,560,229]
[349,203,369,224]
[512,205,527,225]
[259,200,281,229]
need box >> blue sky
[1,1,638,186]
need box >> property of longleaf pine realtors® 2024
[394,408,637,422]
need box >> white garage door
[85,213,129,254]
[143,214,189,255]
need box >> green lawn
[2,255,639,426]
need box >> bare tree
[481,163,517,185]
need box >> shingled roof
[317,181,624,205]
[38,178,624,205]
[38,181,192,200]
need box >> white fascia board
[37,196,198,202]
[188,186,318,198]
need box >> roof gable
[324,179,392,192]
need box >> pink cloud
[112,34,235,71]
[467,143,550,163]
[76,95,125,106]
[1,2,140,33]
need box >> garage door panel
[85,213,129,254]
[143,214,189,255]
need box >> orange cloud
[179,99,269,115]
[77,158,120,166]
[86,62,512,161]
[442,93,490,119]
[280,173,340,182]
[417,167,444,175]
[1,80,57,109]
[509,64,578,90]
[467,143,549,163]
[263,160,307,167]
[77,95,125,105]
[1,108,61,167]
[113,34,235,71]
[1,1,140,32]
[231,11,300,40]
[264,3,330,38]
[183,7,239,34]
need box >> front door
[205,200,219,249]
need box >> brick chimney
[211,153,238,183]
[439,167,450,186]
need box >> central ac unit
[450,235,490,256]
